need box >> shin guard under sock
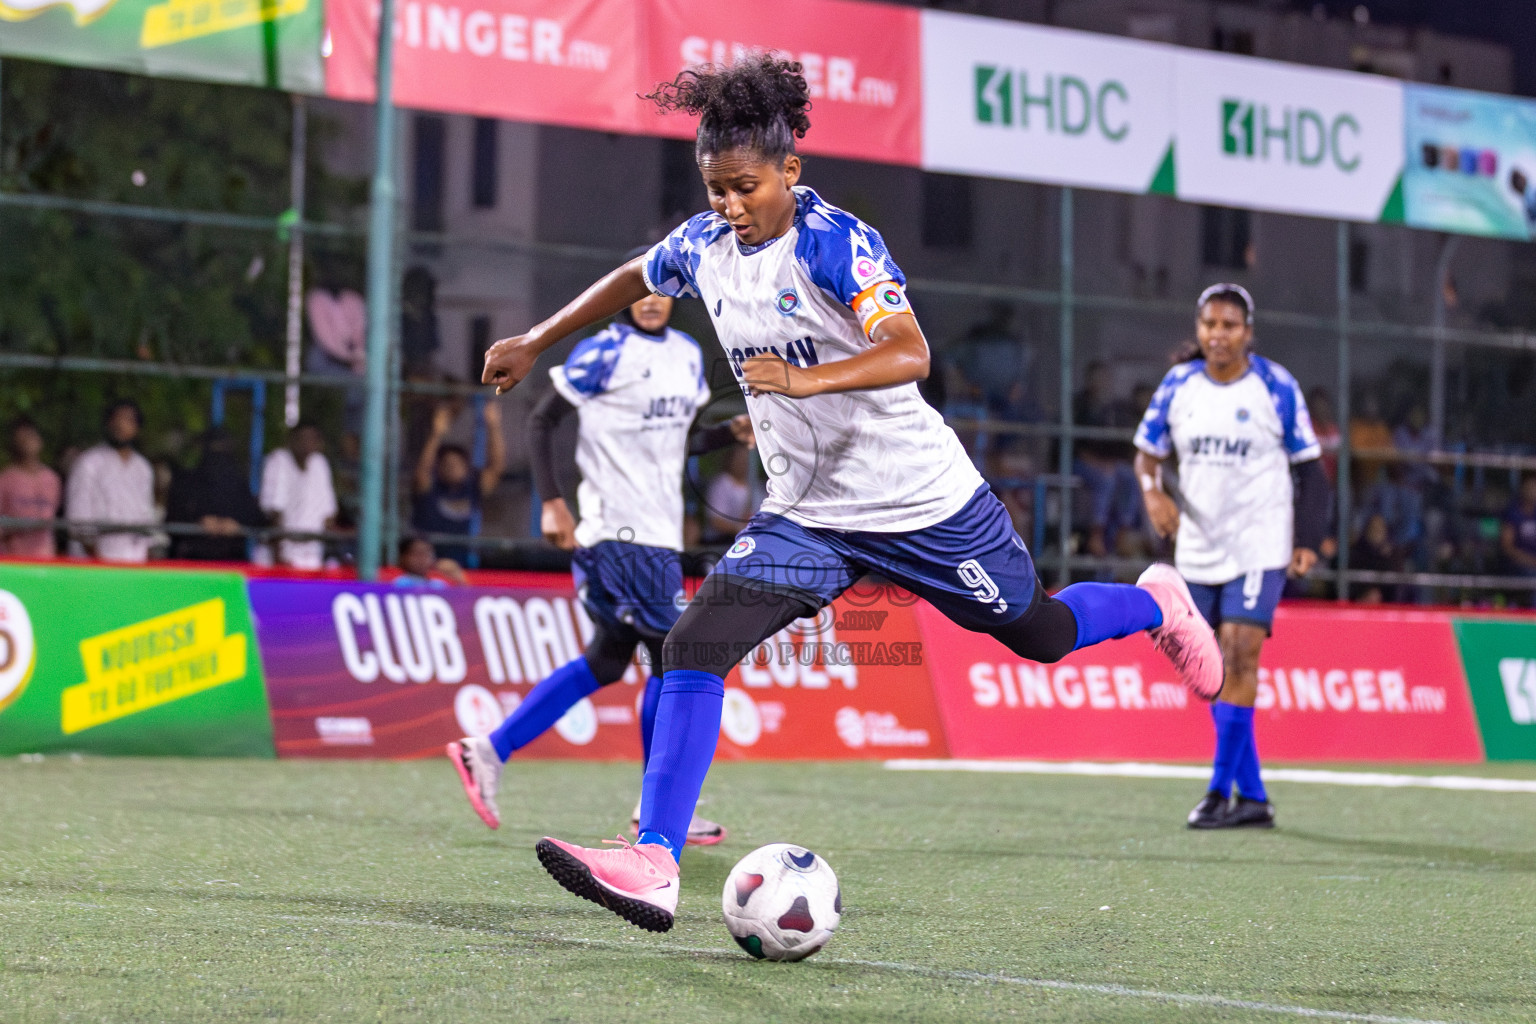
[1056,582,1163,651]
[488,656,601,762]
[637,670,724,862]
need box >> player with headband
[1135,283,1331,829]
[482,55,1224,932]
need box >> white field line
[885,759,1536,794]
[0,898,1460,1023]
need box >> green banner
[0,0,322,92]
[1454,617,1536,761]
[0,563,273,757]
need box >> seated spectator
[1072,361,1141,558]
[1392,403,1439,491]
[0,417,61,559]
[702,446,755,544]
[166,429,265,562]
[1357,462,1425,551]
[1349,393,1394,487]
[66,400,155,563]
[394,534,466,588]
[412,402,505,565]
[260,422,337,570]
[1502,474,1536,606]
[1352,513,1402,604]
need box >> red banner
[251,577,945,760]
[917,604,1485,764]
[326,0,642,132]
[643,0,922,166]
[323,0,923,165]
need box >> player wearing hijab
[482,56,1224,933]
[449,268,752,845]
[1135,284,1330,830]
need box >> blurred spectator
[0,417,61,558]
[394,534,466,588]
[1349,393,1394,486]
[1392,404,1439,490]
[1502,474,1536,605]
[412,402,505,565]
[1307,387,1341,484]
[260,422,337,570]
[1351,513,1402,604]
[166,429,264,562]
[953,304,1031,420]
[702,446,755,544]
[1357,463,1425,550]
[1072,361,1141,558]
[66,400,155,563]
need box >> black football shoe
[1186,790,1230,829]
[1220,796,1276,829]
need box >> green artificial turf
[3,757,1535,1023]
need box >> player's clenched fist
[741,354,819,398]
[483,333,539,394]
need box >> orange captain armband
[852,280,913,338]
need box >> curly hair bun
[645,53,812,160]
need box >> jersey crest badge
[774,289,800,317]
[726,537,757,559]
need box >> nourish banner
[1402,83,1536,241]
[0,0,323,91]
[0,564,272,757]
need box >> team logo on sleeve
[774,290,800,317]
[854,256,880,283]
[726,537,757,559]
[875,284,908,313]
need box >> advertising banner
[324,0,642,133]
[0,0,322,91]
[1402,84,1536,241]
[1172,50,1405,223]
[917,604,1482,763]
[0,564,273,757]
[920,11,1176,195]
[646,0,921,167]
[251,577,947,760]
[1453,617,1536,760]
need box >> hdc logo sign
[973,65,1129,141]
[1220,98,1361,172]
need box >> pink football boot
[1137,563,1225,701]
[536,835,680,932]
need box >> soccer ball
[721,843,841,962]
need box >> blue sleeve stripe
[794,189,905,308]
[1253,356,1321,458]
[1134,363,1195,457]
[560,327,625,399]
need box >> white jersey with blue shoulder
[643,186,983,533]
[549,322,712,551]
[1135,354,1322,584]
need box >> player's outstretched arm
[483,258,651,394]
[740,313,930,399]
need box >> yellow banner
[61,597,248,734]
[140,0,306,49]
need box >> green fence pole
[1335,220,1352,602]
[358,0,400,581]
[1058,186,1075,588]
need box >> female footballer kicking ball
[482,56,1223,933]
[1135,284,1330,830]
[449,263,751,845]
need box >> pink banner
[326,0,642,132]
[917,604,1485,764]
[323,0,923,165]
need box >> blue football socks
[1056,582,1163,651]
[488,655,602,762]
[639,670,663,768]
[1208,701,1253,799]
[1234,716,1268,803]
[637,669,725,863]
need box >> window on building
[472,118,498,209]
[468,315,493,382]
[412,114,446,232]
[1201,205,1251,270]
[922,173,973,249]
[660,139,702,222]
[1350,237,1370,293]
[1211,27,1255,55]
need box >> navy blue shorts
[571,540,685,639]
[1187,568,1286,634]
[711,485,1038,631]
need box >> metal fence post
[283,94,307,428]
[1057,186,1075,587]
[1335,220,1352,602]
[358,0,400,581]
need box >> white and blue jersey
[643,186,983,533]
[1135,354,1321,585]
[550,322,712,552]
